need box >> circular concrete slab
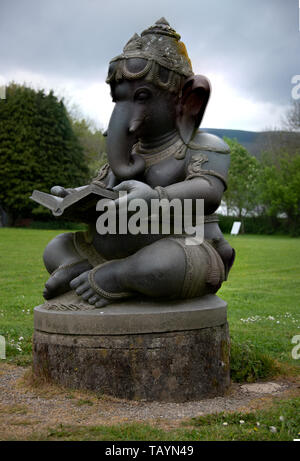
[34,291,227,335]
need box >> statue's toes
[81,288,96,301]
[44,279,52,292]
[69,275,82,290]
[43,286,51,300]
[70,270,90,289]
[43,277,58,299]
[75,281,94,296]
[88,295,100,305]
[95,298,110,308]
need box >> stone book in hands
[30,183,118,223]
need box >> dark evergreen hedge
[217,214,293,235]
[0,83,89,224]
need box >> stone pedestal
[33,292,230,402]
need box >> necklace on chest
[132,133,188,169]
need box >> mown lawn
[0,228,299,441]
[219,234,300,366]
[0,228,65,362]
[0,228,299,367]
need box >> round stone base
[33,292,230,402]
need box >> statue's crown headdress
[106,18,193,93]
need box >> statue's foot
[70,271,112,307]
[43,260,92,300]
[70,265,132,308]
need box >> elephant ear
[176,75,211,144]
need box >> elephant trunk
[106,104,145,180]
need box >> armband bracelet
[154,186,169,200]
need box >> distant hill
[202,128,300,159]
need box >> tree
[257,99,300,235]
[0,83,89,224]
[223,138,261,218]
[260,151,300,235]
[70,118,107,178]
[282,100,300,132]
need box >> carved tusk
[128,119,143,133]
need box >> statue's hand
[50,186,73,198]
[113,180,158,207]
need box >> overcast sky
[1,0,300,131]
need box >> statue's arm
[163,175,225,215]
[162,148,230,215]
[112,149,230,215]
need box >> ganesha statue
[42,18,235,308]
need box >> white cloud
[202,72,289,131]
[0,68,289,132]
[70,82,113,131]
[0,68,114,130]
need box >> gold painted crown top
[109,18,193,78]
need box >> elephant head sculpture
[105,18,211,180]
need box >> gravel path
[0,363,298,440]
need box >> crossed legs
[70,238,187,307]
[43,233,187,305]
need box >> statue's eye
[134,89,151,102]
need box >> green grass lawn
[219,234,300,368]
[1,228,299,368]
[0,228,299,441]
[0,228,64,362]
